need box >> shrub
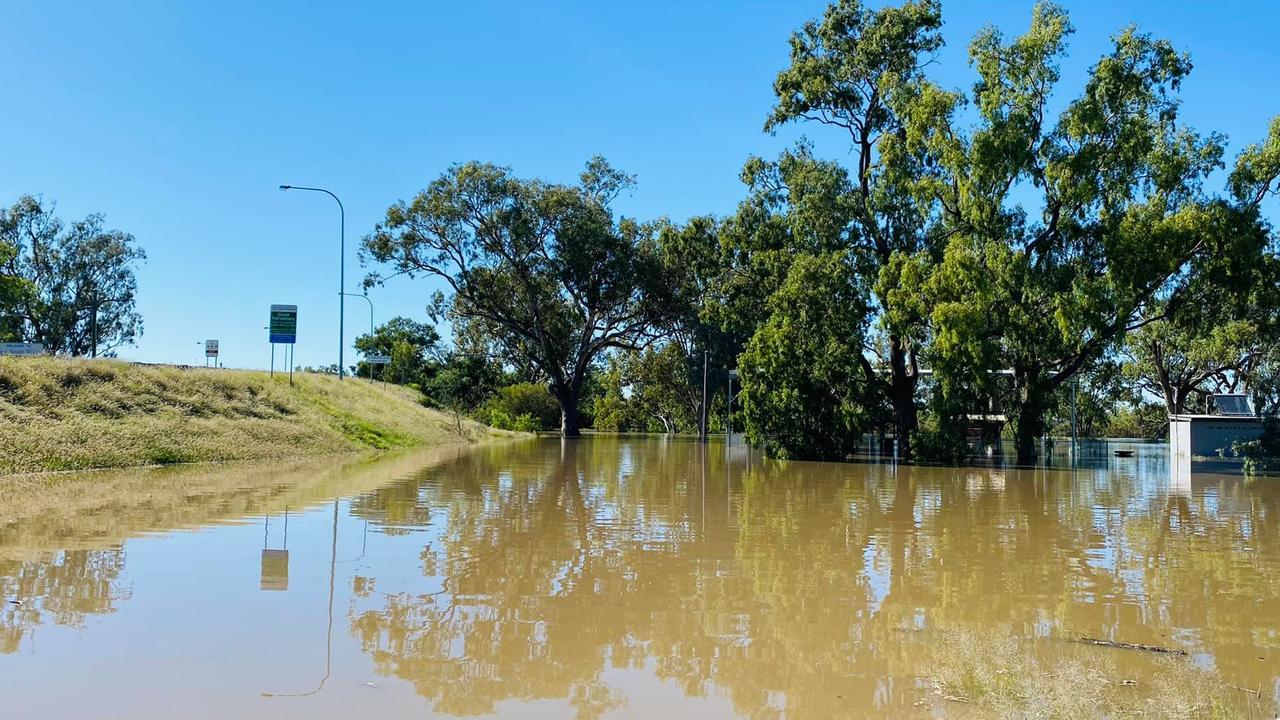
[483,383,560,431]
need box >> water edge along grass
[0,356,516,474]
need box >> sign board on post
[0,342,45,356]
[366,355,392,365]
[205,339,219,358]
[269,305,297,344]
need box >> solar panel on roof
[1212,394,1253,416]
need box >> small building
[1169,394,1263,459]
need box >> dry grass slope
[0,357,505,473]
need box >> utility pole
[1071,379,1078,464]
[700,351,709,443]
[726,369,737,447]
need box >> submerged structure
[1169,394,1263,459]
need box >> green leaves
[0,195,145,356]
[1229,115,1280,206]
[363,158,677,434]
[739,251,874,459]
[766,0,943,135]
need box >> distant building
[1169,394,1262,458]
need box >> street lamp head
[278,185,292,191]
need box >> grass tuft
[925,629,1275,719]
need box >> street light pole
[279,185,345,380]
[340,291,374,380]
[88,292,124,358]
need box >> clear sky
[2,1,1277,370]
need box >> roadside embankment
[0,357,509,474]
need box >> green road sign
[269,305,297,344]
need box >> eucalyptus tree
[1121,117,1280,416]
[0,237,32,341]
[363,158,680,435]
[918,4,1278,462]
[352,316,442,384]
[739,250,876,459]
[763,0,955,460]
[0,195,144,356]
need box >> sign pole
[270,343,275,378]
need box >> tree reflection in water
[0,439,1275,717]
[0,548,130,655]
[347,439,1280,718]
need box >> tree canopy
[353,316,442,384]
[363,158,681,435]
[0,195,145,356]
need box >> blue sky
[2,1,1277,369]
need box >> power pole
[700,351,709,443]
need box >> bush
[1231,416,1280,475]
[482,383,560,431]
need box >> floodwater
[1,437,1277,718]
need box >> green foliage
[739,252,874,460]
[0,195,145,355]
[353,316,442,385]
[1102,402,1168,439]
[764,0,958,459]
[423,352,505,413]
[1230,416,1280,475]
[0,235,33,341]
[593,344,701,434]
[913,7,1277,461]
[482,382,559,432]
[363,158,681,435]
[1229,115,1280,206]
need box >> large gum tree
[924,4,1275,462]
[363,157,679,436]
[762,0,958,461]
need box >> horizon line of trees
[361,0,1280,464]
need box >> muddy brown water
[0,436,1277,718]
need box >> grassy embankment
[0,356,508,474]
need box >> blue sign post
[269,304,297,384]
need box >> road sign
[0,342,45,356]
[366,354,392,365]
[269,305,297,344]
[205,339,219,357]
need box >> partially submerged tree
[364,158,679,435]
[763,0,954,460]
[1121,116,1280,416]
[739,251,875,460]
[0,195,145,356]
[921,5,1274,462]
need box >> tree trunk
[888,337,919,461]
[555,385,582,437]
[1012,382,1048,465]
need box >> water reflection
[0,437,1276,718]
[0,548,129,654]
[345,438,1280,717]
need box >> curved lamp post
[340,291,374,380]
[279,185,345,380]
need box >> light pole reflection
[262,499,338,698]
